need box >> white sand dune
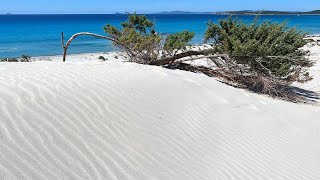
[0,61,320,179]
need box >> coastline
[3,34,318,62]
[30,51,126,62]
[2,14,320,58]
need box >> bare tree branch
[61,32,135,62]
[150,49,216,65]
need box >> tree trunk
[150,49,216,66]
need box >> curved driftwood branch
[62,32,134,62]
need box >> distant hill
[157,11,211,14]
[220,10,320,15]
[157,10,320,15]
[306,10,320,14]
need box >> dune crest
[0,61,319,179]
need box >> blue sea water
[1,14,320,58]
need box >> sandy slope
[298,44,320,93]
[0,61,320,180]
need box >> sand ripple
[0,61,320,179]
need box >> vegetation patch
[64,14,316,102]
[1,55,32,62]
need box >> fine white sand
[30,51,126,62]
[0,60,320,179]
[298,44,320,93]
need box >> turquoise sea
[1,14,320,57]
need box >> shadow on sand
[166,62,320,104]
[288,86,320,103]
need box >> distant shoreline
[1,14,320,58]
[1,9,320,15]
[1,13,320,16]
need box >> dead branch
[177,54,229,62]
[150,49,216,65]
[61,32,135,62]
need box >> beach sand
[297,43,320,94]
[30,51,126,62]
[0,56,320,179]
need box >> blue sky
[1,0,320,14]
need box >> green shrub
[21,55,31,62]
[204,17,312,82]
[103,13,194,64]
[0,58,19,62]
[164,31,195,55]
